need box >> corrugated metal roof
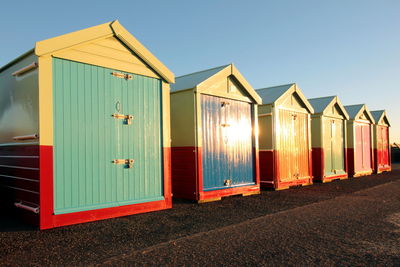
[171,64,229,92]
[308,96,336,114]
[344,104,364,119]
[370,110,385,123]
[256,83,294,104]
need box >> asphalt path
[1,166,400,266]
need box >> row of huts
[0,21,391,229]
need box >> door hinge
[112,159,134,168]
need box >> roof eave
[355,105,375,124]
[230,64,262,104]
[293,84,314,114]
[110,21,175,83]
[34,20,175,84]
[322,96,349,120]
[0,48,35,73]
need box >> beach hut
[170,64,262,202]
[371,110,391,173]
[309,96,349,182]
[257,83,314,190]
[344,104,375,177]
[0,21,174,229]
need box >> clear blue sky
[1,0,399,142]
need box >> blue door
[201,94,255,191]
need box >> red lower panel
[259,150,274,183]
[171,146,199,200]
[348,147,373,177]
[260,149,312,190]
[374,148,392,173]
[320,173,348,182]
[47,200,170,229]
[254,147,260,186]
[261,177,313,189]
[347,148,355,177]
[40,146,172,230]
[39,145,54,229]
[312,148,324,181]
[199,185,260,201]
[172,146,260,201]
[0,144,40,225]
[163,147,172,207]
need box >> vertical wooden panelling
[295,112,310,179]
[355,123,363,173]
[324,118,345,176]
[333,119,345,172]
[228,98,254,185]
[277,109,293,181]
[277,110,310,182]
[201,95,254,191]
[324,119,333,175]
[53,58,163,214]
[354,122,373,174]
[381,126,389,167]
[377,125,390,169]
[362,124,372,171]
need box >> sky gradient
[1,0,399,142]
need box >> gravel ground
[1,166,399,266]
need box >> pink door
[355,124,363,173]
[379,126,389,167]
[362,124,372,171]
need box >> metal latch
[221,101,230,107]
[112,113,133,125]
[221,123,230,127]
[111,72,133,80]
[112,159,134,168]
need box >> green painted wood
[53,58,164,214]
[324,119,333,175]
[324,118,345,176]
[333,119,345,172]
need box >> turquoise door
[53,58,164,214]
[201,94,255,191]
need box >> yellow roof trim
[196,64,261,104]
[354,105,375,124]
[231,64,262,104]
[35,21,114,56]
[275,84,314,113]
[374,110,391,126]
[323,96,350,120]
[34,20,174,83]
[110,21,174,83]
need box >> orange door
[277,110,310,182]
